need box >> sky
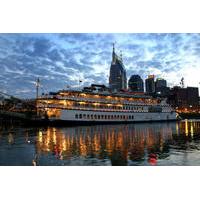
[0,33,200,98]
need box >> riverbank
[179,113,200,119]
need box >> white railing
[44,96,157,106]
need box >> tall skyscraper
[109,44,127,91]
[145,75,155,94]
[128,75,144,92]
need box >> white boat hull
[48,109,177,122]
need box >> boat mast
[36,78,40,99]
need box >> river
[0,120,200,166]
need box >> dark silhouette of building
[155,78,169,97]
[145,75,155,95]
[128,75,144,92]
[168,86,199,108]
[109,44,127,92]
[155,78,167,89]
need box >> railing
[38,96,161,106]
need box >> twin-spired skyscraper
[109,44,147,93]
[109,44,127,91]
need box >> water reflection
[34,123,173,165]
[1,120,200,166]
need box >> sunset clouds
[0,33,200,98]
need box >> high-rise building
[155,78,168,96]
[155,78,167,89]
[145,75,155,95]
[109,44,127,91]
[128,75,144,92]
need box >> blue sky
[0,33,200,98]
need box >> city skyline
[0,33,200,98]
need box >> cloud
[0,33,200,98]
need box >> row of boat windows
[75,113,135,120]
[74,102,145,110]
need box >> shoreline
[178,113,200,119]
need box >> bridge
[0,91,38,121]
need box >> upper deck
[39,90,158,103]
[36,89,174,119]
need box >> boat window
[75,114,78,119]
[79,114,82,119]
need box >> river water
[0,120,200,166]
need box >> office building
[109,44,127,91]
[145,75,155,95]
[128,75,144,92]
